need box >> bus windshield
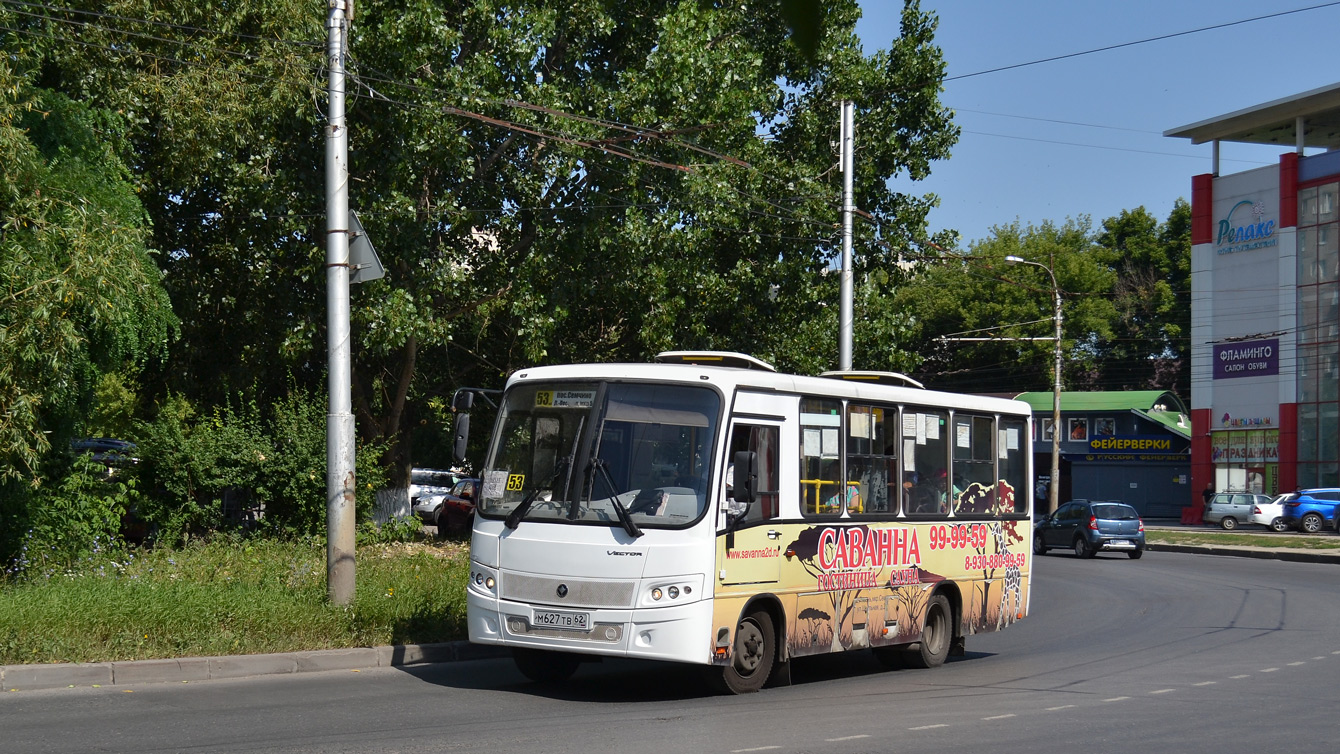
[477,381,721,528]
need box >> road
[5,549,1340,753]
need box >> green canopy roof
[1009,391,1190,439]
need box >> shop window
[1299,404,1319,463]
[1301,186,1319,226]
[1322,184,1340,224]
[1300,286,1319,344]
[1298,463,1318,489]
[1322,347,1340,402]
[1322,283,1339,340]
[1299,226,1319,286]
[1322,223,1340,284]
[1320,462,1340,488]
[1322,404,1339,467]
[1299,345,1318,403]
[1067,418,1088,441]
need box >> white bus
[462,352,1033,693]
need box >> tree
[888,201,1192,398]
[891,218,1117,393]
[0,52,176,484]
[26,1,958,489]
[1092,200,1192,395]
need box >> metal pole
[325,0,356,605]
[1050,280,1062,517]
[839,100,855,371]
[1005,255,1062,515]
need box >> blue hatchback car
[1279,488,1340,533]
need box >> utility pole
[838,100,855,371]
[325,0,355,605]
[1005,255,1063,516]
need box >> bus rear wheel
[512,648,581,684]
[903,594,952,669]
[710,609,775,694]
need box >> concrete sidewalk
[6,533,1339,693]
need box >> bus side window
[799,398,842,516]
[727,424,779,522]
[847,404,895,515]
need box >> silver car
[1204,492,1273,530]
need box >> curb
[1146,542,1340,564]
[1,641,508,693]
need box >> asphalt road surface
[5,549,1340,753]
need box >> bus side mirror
[733,450,758,504]
[452,391,474,463]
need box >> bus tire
[904,594,952,669]
[710,609,775,694]
[512,648,581,684]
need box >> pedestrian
[1201,484,1214,505]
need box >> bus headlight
[469,562,498,597]
[641,576,702,606]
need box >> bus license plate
[533,609,590,631]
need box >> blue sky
[854,1,1340,246]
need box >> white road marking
[1260,668,1279,673]
[826,736,871,742]
[1312,656,1325,660]
[909,724,949,730]
[1149,689,1175,694]
[731,747,781,753]
[1231,675,1251,679]
[982,714,1016,720]
[1103,696,1130,702]
[1193,681,1216,686]
[1046,705,1076,711]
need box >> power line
[943,2,1340,82]
[950,107,1159,135]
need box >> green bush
[132,388,387,544]
[2,452,135,579]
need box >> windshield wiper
[586,457,643,539]
[504,457,569,530]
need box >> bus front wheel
[710,609,775,694]
[512,647,581,684]
[904,594,952,669]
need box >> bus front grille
[503,573,636,608]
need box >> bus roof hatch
[654,351,777,372]
[819,370,925,389]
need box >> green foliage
[891,202,1191,397]
[0,60,177,484]
[356,516,427,546]
[133,388,388,543]
[2,453,136,579]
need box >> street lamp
[1005,255,1062,516]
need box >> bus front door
[718,421,782,586]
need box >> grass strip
[1148,530,1340,550]
[0,538,470,665]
